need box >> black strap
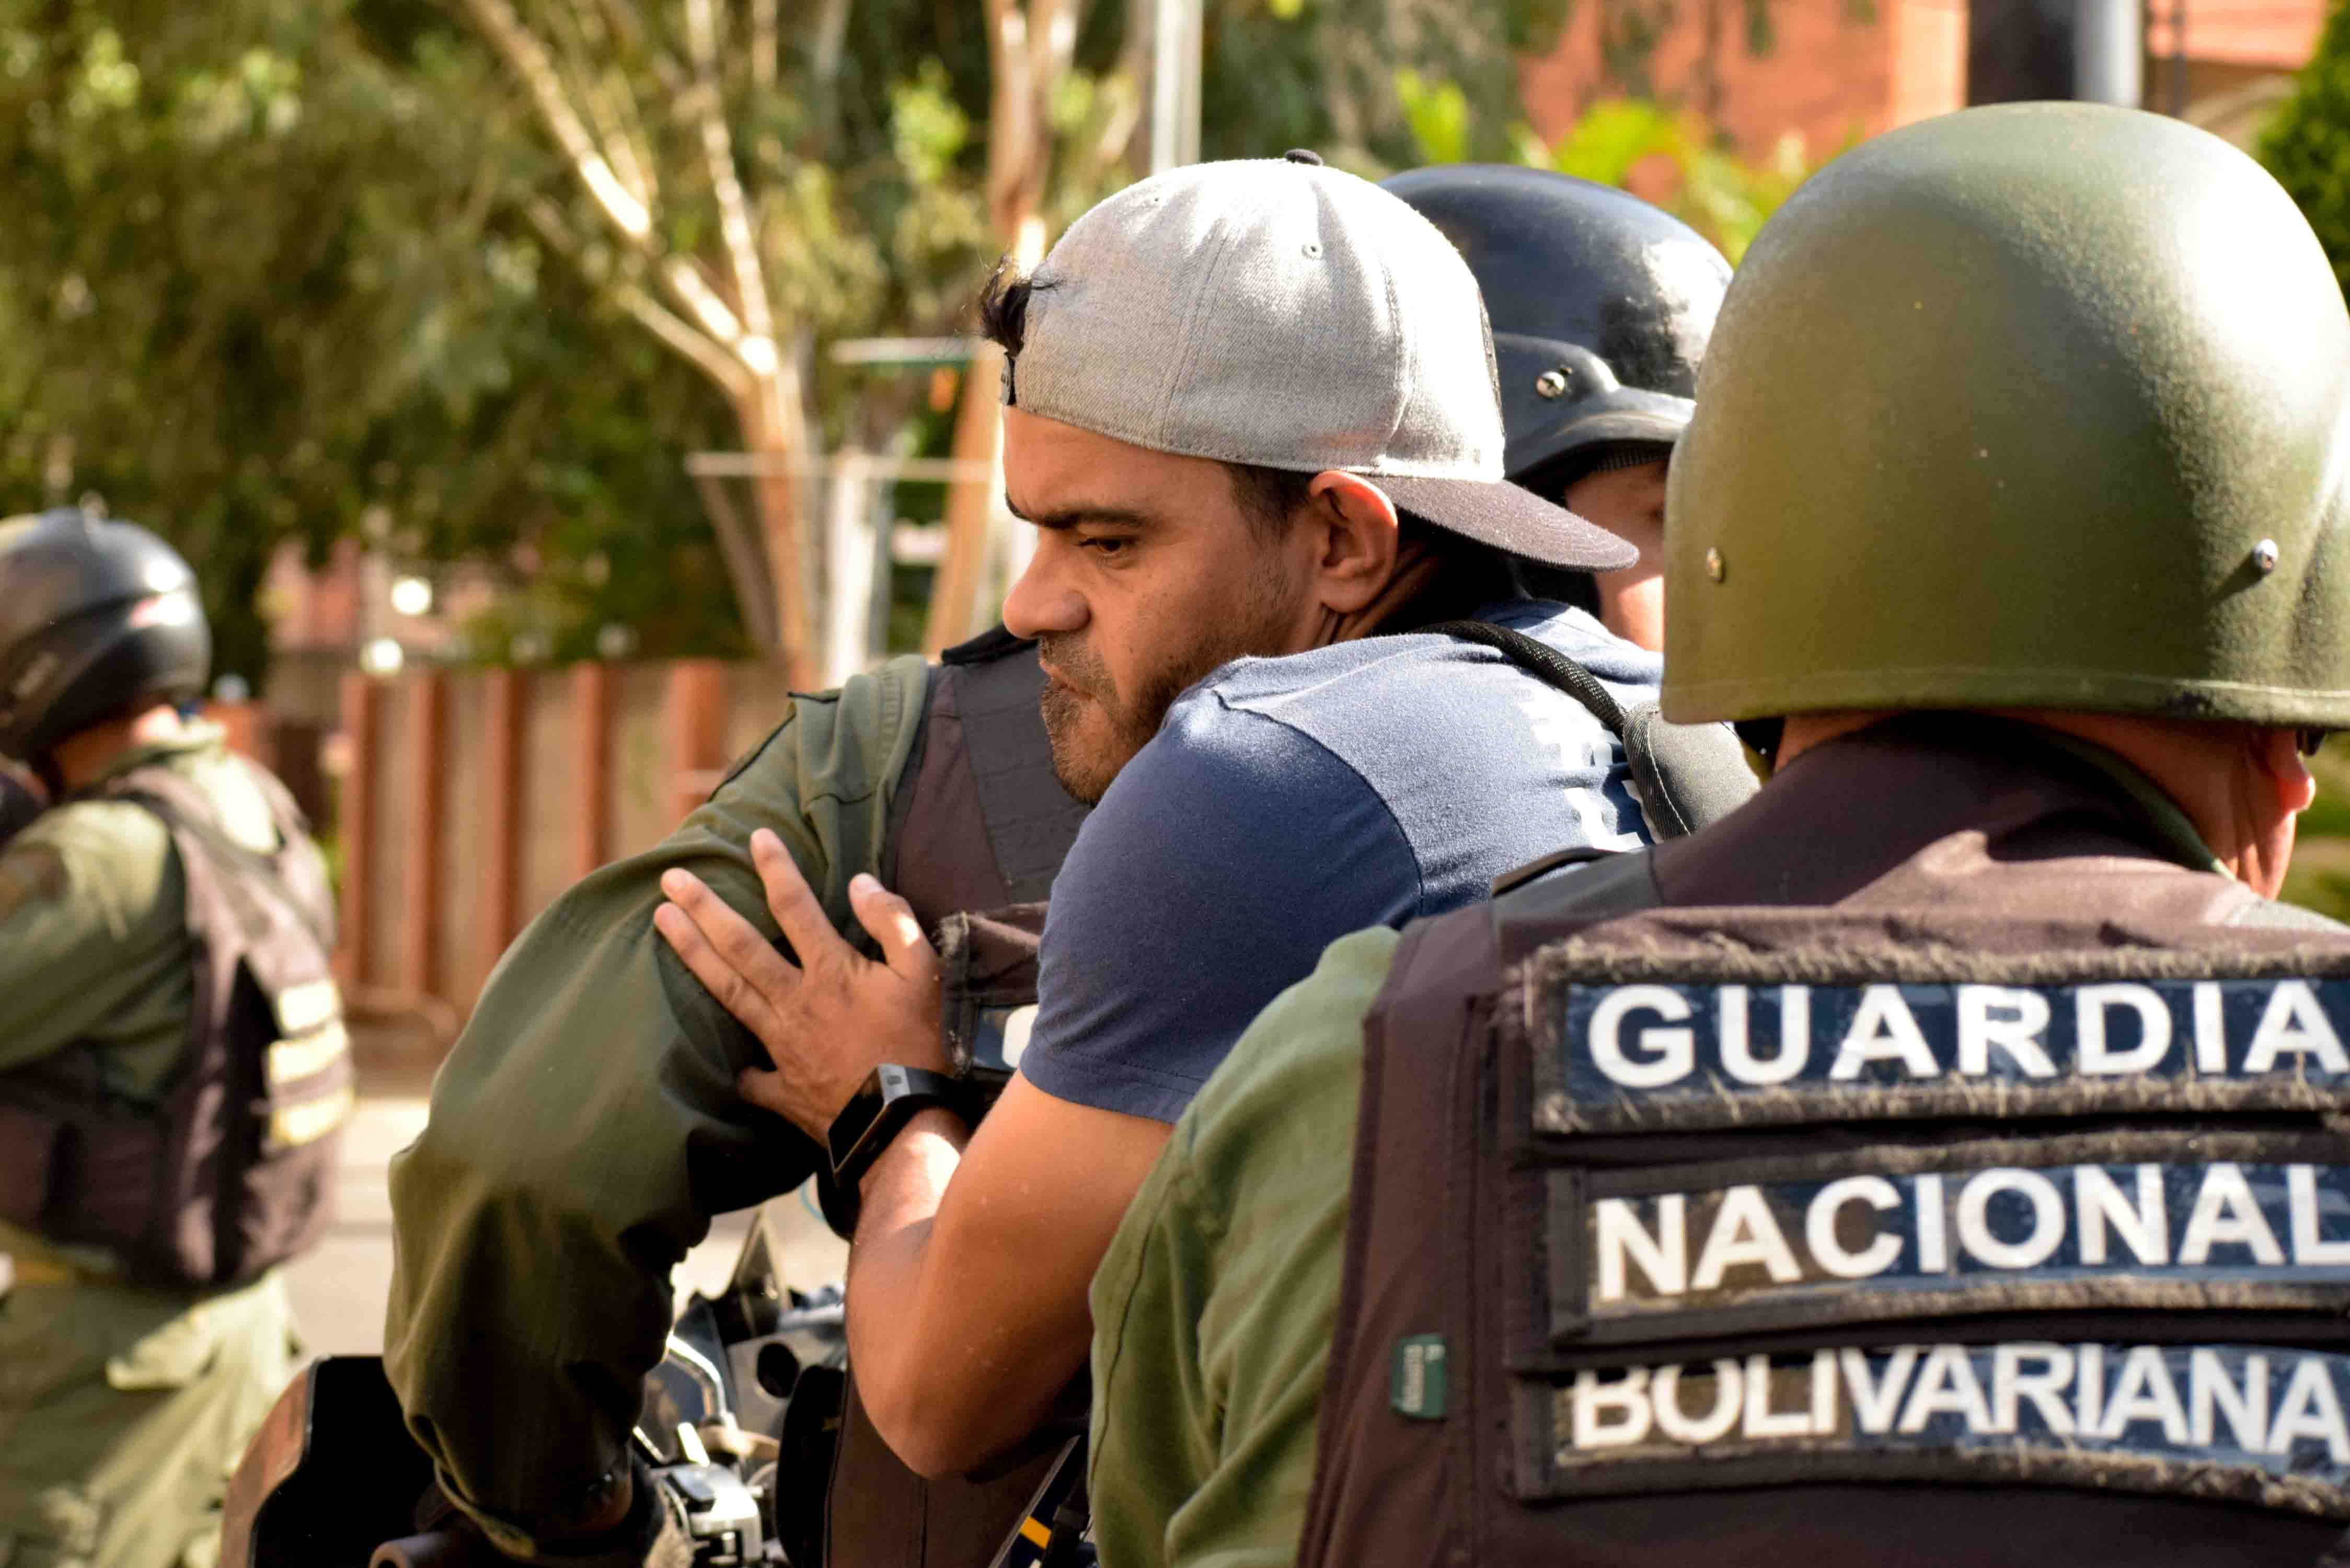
[1422,619,1626,736]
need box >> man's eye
[1079,535,1132,558]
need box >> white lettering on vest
[2077,984,2172,1074]
[1841,1346,1920,1435]
[1652,1360,1742,1444]
[1594,1194,1687,1303]
[2073,1165,2168,1266]
[1954,1168,2066,1270]
[1743,1353,1816,1438]
[2290,1165,2350,1265]
[1689,1186,1803,1292]
[1721,985,1808,1085]
[2194,982,2228,1074]
[1898,1343,1995,1434]
[1992,1343,2076,1435]
[1955,985,2057,1077]
[1571,1366,1651,1449]
[2244,980,2350,1075]
[2179,1163,2286,1266]
[1806,1175,1902,1279]
[2098,1345,2191,1443]
[2270,1356,2350,1461]
[1589,985,1694,1088]
[2190,1347,2268,1451]
[1829,986,1940,1081]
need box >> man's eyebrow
[1001,498,1159,532]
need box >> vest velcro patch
[1529,971,2350,1134]
[1547,1133,2350,1344]
[1514,1341,2350,1518]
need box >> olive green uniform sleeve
[382,656,930,1553]
[1086,926,1400,1568]
[0,800,189,1085]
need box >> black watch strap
[826,1065,969,1188]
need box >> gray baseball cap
[1000,156,1639,571]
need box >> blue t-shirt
[1017,599,1660,1123]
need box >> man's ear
[2252,725,2320,816]
[1303,472,1401,615]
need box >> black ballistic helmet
[0,509,211,762]
[1381,164,1732,494]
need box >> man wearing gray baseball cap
[652,152,1660,1493]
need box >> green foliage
[2284,741,2350,921]
[1199,0,1575,168]
[0,0,750,682]
[1400,87,1812,261]
[1395,69,1473,167]
[2260,0,2350,294]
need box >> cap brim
[1375,475,1640,571]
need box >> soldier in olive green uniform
[0,512,330,1568]
[1088,105,2350,1568]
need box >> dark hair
[977,258,1041,358]
[980,256,1516,615]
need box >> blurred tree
[0,0,750,684]
[450,0,1150,677]
[451,0,1639,657]
[2260,0,2350,295]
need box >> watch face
[828,1069,891,1173]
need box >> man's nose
[1002,538,1085,639]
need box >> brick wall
[1521,0,1971,165]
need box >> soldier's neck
[1780,707,2311,900]
[50,704,191,791]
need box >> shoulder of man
[2229,896,2350,934]
[707,653,930,814]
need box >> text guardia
[1545,977,2350,1130]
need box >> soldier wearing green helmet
[1080,103,2350,1568]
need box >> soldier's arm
[0,803,178,1072]
[381,655,930,1557]
[1086,927,1399,1568]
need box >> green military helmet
[1663,102,2350,728]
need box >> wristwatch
[826,1065,972,1188]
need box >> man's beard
[1035,584,1300,804]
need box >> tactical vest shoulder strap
[1299,904,1505,1568]
[1424,620,1756,840]
[885,631,1087,926]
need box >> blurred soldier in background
[1087,103,2350,1568]
[1386,165,1732,652]
[0,510,343,1568]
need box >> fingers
[654,895,787,1055]
[750,828,843,966]
[737,1066,796,1121]
[849,873,940,986]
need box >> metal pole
[2170,0,2189,116]
[1151,0,1201,174]
[2073,0,2144,107]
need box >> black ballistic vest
[1304,723,2350,1567]
[0,758,347,1287]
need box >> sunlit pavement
[285,1029,850,1357]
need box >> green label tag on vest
[1390,1333,1448,1420]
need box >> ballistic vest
[0,758,346,1287]
[830,622,1749,1568]
[1302,718,2350,1567]
[825,628,1092,1568]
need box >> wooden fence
[329,660,803,1036]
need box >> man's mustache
[1035,635,1112,704]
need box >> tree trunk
[736,377,820,686]
[926,341,1009,655]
